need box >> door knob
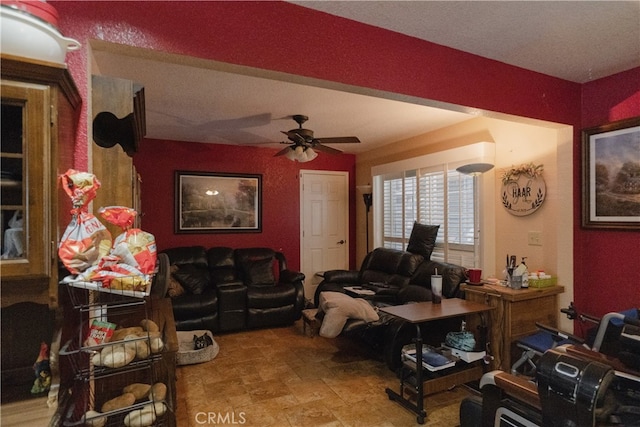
[337,240,345,245]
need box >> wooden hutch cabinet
[462,283,565,372]
[0,54,80,308]
[1,54,80,399]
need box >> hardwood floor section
[0,396,56,426]
[1,320,474,426]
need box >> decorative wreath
[501,163,544,184]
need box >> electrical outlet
[528,231,542,246]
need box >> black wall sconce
[357,184,373,252]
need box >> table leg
[385,323,427,424]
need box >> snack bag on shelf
[84,319,116,347]
[58,170,112,274]
[74,255,150,292]
[99,206,157,275]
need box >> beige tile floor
[175,320,473,426]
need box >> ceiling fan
[275,114,360,161]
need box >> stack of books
[403,347,457,372]
[442,345,486,363]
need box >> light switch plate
[528,231,542,246]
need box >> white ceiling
[91,1,640,155]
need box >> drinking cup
[431,275,443,304]
[468,268,482,283]
[510,275,523,290]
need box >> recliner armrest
[279,269,305,284]
[323,269,359,283]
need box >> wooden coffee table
[380,299,494,424]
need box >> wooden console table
[461,283,564,372]
[380,299,494,424]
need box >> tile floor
[174,320,473,426]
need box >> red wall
[51,1,638,315]
[575,68,640,318]
[133,140,355,271]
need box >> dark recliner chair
[314,246,468,370]
[161,246,305,333]
[313,247,425,307]
[234,247,305,329]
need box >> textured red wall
[50,1,637,314]
[133,140,355,271]
[576,68,640,318]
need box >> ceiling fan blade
[274,146,293,157]
[312,143,343,155]
[313,136,361,144]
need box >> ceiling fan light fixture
[305,147,318,162]
[278,114,360,161]
[285,145,318,162]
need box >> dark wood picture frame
[581,116,640,230]
[175,171,262,233]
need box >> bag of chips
[76,256,149,292]
[58,170,112,274]
[99,206,157,275]
[84,319,116,347]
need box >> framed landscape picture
[581,116,640,230]
[175,171,262,233]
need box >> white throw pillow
[318,291,379,338]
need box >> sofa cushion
[172,264,210,295]
[363,248,404,274]
[167,265,186,298]
[207,247,237,283]
[171,288,218,319]
[235,248,276,287]
[163,246,208,267]
[406,222,440,259]
[318,292,379,338]
[410,260,467,298]
[398,252,425,277]
[244,257,275,286]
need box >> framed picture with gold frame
[581,116,640,230]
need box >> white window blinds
[380,165,476,266]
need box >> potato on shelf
[148,382,167,402]
[124,402,166,427]
[94,343,136,368]
[123,383,151,400]
[82,410,106,427]
[101,391,135,413]
[140,318,159,332]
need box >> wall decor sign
[175,171,262,233]
[501,163,546,216]
[582,116,640,230]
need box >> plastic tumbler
[431,275,443,303]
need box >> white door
[300,170,349,302]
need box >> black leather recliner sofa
[314,246,469,370]
[160,246,305,333]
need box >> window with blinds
[381,166,476,266]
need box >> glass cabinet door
[1,80,50,278]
